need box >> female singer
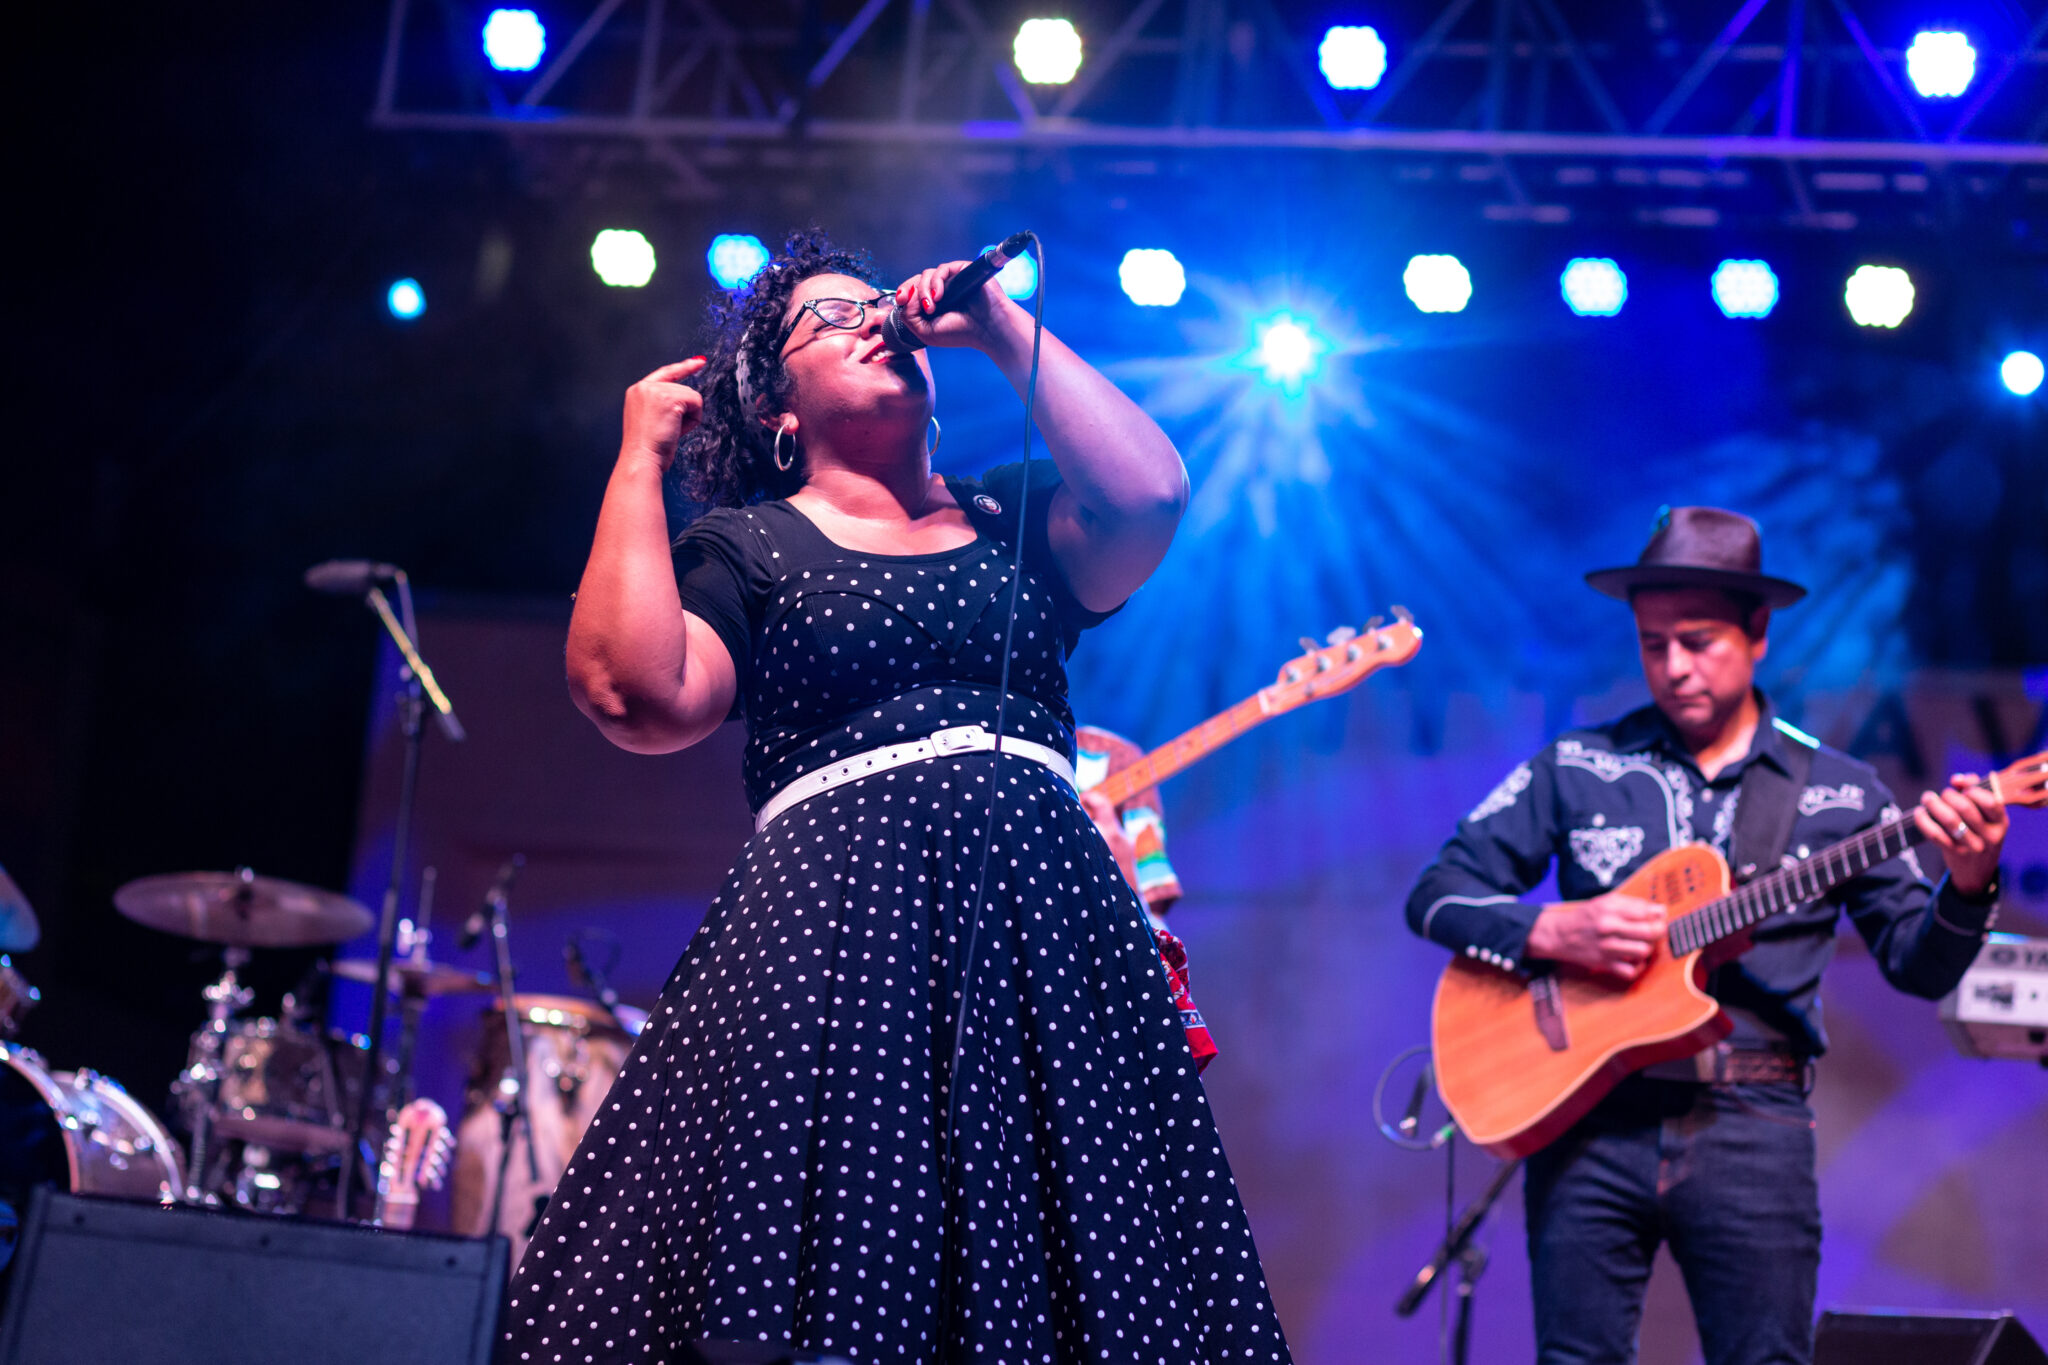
[501,230,1290,1364]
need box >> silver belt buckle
[929,725,988,756]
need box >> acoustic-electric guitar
[1432,750,2048,1159]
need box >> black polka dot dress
[501,464,1290,1364]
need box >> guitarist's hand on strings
[1912,776,2008,897]
[1527,893,1666,982]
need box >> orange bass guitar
[1432,751,2048,1159]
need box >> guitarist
[1404,506,2007,1365]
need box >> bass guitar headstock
[1991,751,2048,810]
[1264,608,1423,715]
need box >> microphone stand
[1395,1156,1520,1365]
[333,571,465,1219]
[483,873,542,1240]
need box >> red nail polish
[687,355,706,363]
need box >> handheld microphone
[879,231,1033,355]
[460,856,523,951]
[304,559,401,595]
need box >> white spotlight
[591,229,657,288]
[2001,351,2044,397]
[1118,249,1187,307]
[1844,265,1914,329]
[1014,18,1082,85]
[1318,26,1388,90]
[386,278,425,320]
[1906,30,1976,99]
[1402,255,1472,313]
[482,9,547,73]
[1561,258,1627,317]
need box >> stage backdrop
[344,594,2047,1365]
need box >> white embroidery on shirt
[1798,783,1865,817]
[1711,786,1741,856]
[1570,825,1646,887]
[1555,741,1688,850]
[1468,764,1533,822]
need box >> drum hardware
[305,558,467,1219]
[470,857,545,1243]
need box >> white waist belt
[755,724,1077,832]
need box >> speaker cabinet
[1816,1309,2048,1365]
[0,1190,507,1365]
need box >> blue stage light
[1253,313,1323,389]
[386,278,425,320]
[1906,30,1975,98]
[1318,26,1388,90]
[1711,260,1778,319]
[987,245,1038,301]
[706,234,770,289]
[1560,258,1627,317]
[482,9,547,72]
[1118,249,1186,307]
[2002,351,2044,397]
[1402,255,1472,313]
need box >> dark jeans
[1523,1075,1821,1365]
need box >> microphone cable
[936,230,1045,1350]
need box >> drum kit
[0,862,644,1248]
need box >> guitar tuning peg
[1299,637,1321,654]
[1392,604,1413,624]
[1363,616,1384,633]
[1325,626,1358,645]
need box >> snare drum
[0,1043,182,1203]
[449,994,639,1262]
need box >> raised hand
[620,356,710,469]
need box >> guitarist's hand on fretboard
[1527,892,1665,982]
[1911,775,2009,896]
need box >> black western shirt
[1404,695,1998,1055]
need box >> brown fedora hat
[1585,505,1807,607]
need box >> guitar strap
[1729,722,1816,885]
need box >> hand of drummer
[1527,892,1666,982]
[619,355,709,470]
[888,259,1024,354]
[1912,775,2007,898]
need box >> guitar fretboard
[1091,694,1271,806]
[1667,812,1928,955]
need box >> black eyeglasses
[774,291,893,352]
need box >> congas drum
[450,994,639,1264]
[0,1042,182,1204]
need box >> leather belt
[1641,1043,1807,1086]
[755,724,1078,832]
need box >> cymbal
[114,871,374,948]
[0,865,40,952]
[330,956,493,997]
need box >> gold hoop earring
[927,414,942,458]
[773,425,796,474]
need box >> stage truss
[371,0,2048,225]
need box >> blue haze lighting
[1710,259,1779,319]
[482,9,547,72]
[1118,249,1186,307]
[2002,351,2044,397]
[386,278,425,320]
[1253,313,1323,389]
[987,245,1038,301]
[1402,255,1472,313]
[706,234,770,289]
[1317,26,1388,90]
[1560,258,1627,317]
[1905,30,1975,98]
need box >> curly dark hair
[676,228,881,508]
